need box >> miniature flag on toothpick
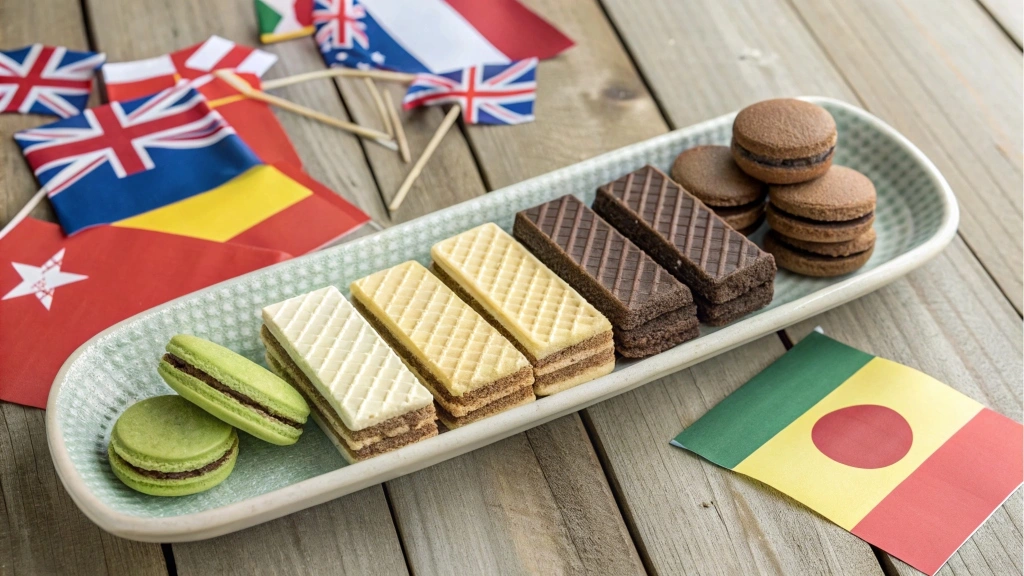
[312,0,571,73]
[403,59,537,125]
[101,35,277,101]
[672,331,1024,576]
[0,45,105,117]
[0,218,290,409]
[256,0,315,43]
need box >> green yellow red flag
[673,331,1023,575]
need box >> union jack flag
[313,0,370,52]
[15,84,261,234]
[0,45,105,118]
[402,59,537,125]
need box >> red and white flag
[0,218,290,408]
[101,36,277,101]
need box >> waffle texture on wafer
[593,165,776,306]
[431,223,612,361]
[514,194,699,358]
[350,261,535,427]
[431,223,614,395]
[261,286,436,461]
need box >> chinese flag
[0,218,290,409]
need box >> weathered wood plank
[389,418,645,576]
[976,0,1024,47]
[464,0,667,189]
[0,1,166,574]
[174,487,409,576]
[784,238,1023,576]
[333,80,488,223]
[788,0,1024,312]
[584,337,884,575]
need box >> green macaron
[158,334,310,446]
[109,395,238,497]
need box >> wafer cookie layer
[431,223,612,361]
[350,261,530,397]
[261,286,433,432]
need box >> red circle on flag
[811,405,913,469]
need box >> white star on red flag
[2,248,88,310]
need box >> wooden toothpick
[0,188,46,241]
[389,104,461,212]
[383,89,411,163]
[364,78,393,137]
[214,70,397,151]
[262,68,416,91]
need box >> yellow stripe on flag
[733,357,983,530]
[114,165,311,242]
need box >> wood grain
[784,238,1023,576]
[976,0,1024,47]
[464,0,667,189]
[584,337,884,575]
[174,487,409,576]
[787,0,1024,313]
[0,0,165,574]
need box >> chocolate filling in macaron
[115,438,238,480]
[731,98,838,184]
[163,354,304,429]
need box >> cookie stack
[670,145,767,235]
[730,98,876,277]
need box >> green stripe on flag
[255,0,283,35]
[672,331,873,469]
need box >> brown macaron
[671,145,767,233]
[766,166,876,242]
[764,230,874,277]
[731,99,837,184]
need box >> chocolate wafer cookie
[594,165,776,324]
[514,194,699,358]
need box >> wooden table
[1,0,1021,574]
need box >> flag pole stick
[262,68,416,90]
[383,90,411,163]
[364,78,393,138]
[389,104,460,212]
[0,188,46,241]
[214,71,398,151]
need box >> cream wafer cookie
[431,223,615,396]
[351,261,534,427]
[261,286,436,462]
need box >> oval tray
[46,97,958,542]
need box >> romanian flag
[673,332,1023,575]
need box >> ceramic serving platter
[46,97,958,542]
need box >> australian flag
[0,45,106,118]
[403,59,537,125]
[312,0,572,74]
[14,83,261,234]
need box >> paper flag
[672,331,1023,575]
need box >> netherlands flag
[313,0,573,74]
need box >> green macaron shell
[108,395,238,496]
[110,395,236,472]
[158,360,304,446]
[166,335,310,423]
[109,440,238,497]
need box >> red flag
[196,74,303,169]
[0,218,289,408]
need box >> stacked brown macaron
[730,98,876,277]
[670,145,767,235]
